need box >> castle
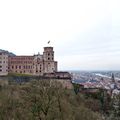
[0,46,71,79]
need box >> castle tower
[43,47,57,73]
[43,47,54,61]
[0,51,8,76]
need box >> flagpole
[47,40,51,47]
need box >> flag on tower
[48,40,50,44]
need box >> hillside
[0,78,102,120]
[0,49,16,56]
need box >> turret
[43,47,54,61]
[43,47,57,73]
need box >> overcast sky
[0,0,120,70]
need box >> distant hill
[0,49,16,56]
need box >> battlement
[44,47,53,52]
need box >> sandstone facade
[0,51,8,76]
[0,47,57,76]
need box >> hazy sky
[0,0,120,70]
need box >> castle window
[0,69,2,72]
[48,58,50,60]
[36,70,38,73]
[12,66,14,69]
[0,66,2,68]
[19,66,21,69]
[48,53,50,56]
